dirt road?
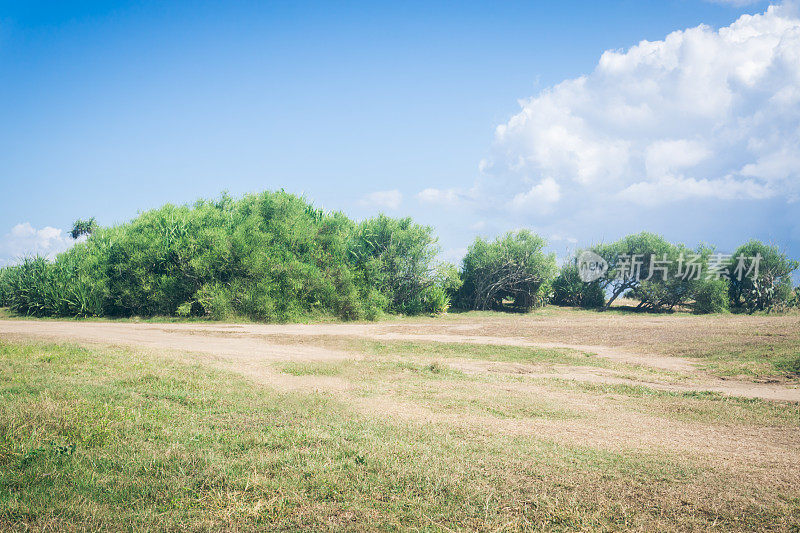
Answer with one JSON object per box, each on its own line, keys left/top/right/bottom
{"left": 3, "top": 315, "right": 799, "bottom": 494}
{"left": 1, "top": 318, "right": 798, "bottom": 402}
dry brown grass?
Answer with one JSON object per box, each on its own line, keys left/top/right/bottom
{"left": 377, "top": 308, "right": 800, "bottom": 380}
{"left": 1, "top": 310, "right": 799, "bottom": 530}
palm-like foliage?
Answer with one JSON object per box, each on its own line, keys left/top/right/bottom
{"left": 0, "top": 191, "right": 452, "bottom": 321}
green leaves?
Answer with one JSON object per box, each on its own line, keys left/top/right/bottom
{"left": 552, "top": 263, "right": 604, "bottom": 309}
{"left": 352, "top": 215, "right": 446, "bottom": 315}
{"left": 729, "top": 241, "right": 799, "bottom": 313}
{"left": 0, "top": 191, "right": 454, "bottom": 321}
{"left": 457, "top": 230, "right": 557, "bottom": 311}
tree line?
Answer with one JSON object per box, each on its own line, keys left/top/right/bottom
{"left": 0, "top": 191, "right": 797, "bottom": 320}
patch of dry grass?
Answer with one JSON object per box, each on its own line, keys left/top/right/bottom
{"left": 1, "top": 329, "right": 799, "bottom": 530}
{"left": 384, "top": 307, "right": 800, "bottom": 380}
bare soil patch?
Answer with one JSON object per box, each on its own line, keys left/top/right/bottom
{"left": 1, "top": 316, "right": 798, "bottom": 401}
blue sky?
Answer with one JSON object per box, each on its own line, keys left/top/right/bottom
{"left": 1, "top": 0, "right": 798, "bottom": 270}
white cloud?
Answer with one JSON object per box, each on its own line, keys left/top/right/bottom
{"left": 549, "top": 233, "right": 579, "bottom": 244}
{"left": 510, "top": 177, "right": 561, "bottom": 211}
{"left": 417, "top": 187, "right": 466, "bottom": 206}
{"left": 1, "top": 223, "right": 73, "bottom": 262}
{"left": 418, "top": 188, "right": 458, "bottom": 205}
{"left": 617, "top": 175, "right": 774, "bottom": 205}
{"left": 484, "top": 4, "right": 800, "bottom": 208}
{"left": 361, "top": 189, "right": 402, "bottom": 210}
{"left": 417, "top": 183, "right": 488, "bottom": 209}
{"left": 644, "top": 139, "right": 711, "bottom": 179}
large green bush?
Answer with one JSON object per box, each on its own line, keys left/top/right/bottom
{"left": 0, "top": 191, "right": 453, "bottom": 321}
{"left": 631, "top": 244, "right": 734, "bottom": 313}
{"left": 728, "top": 241, "right": 798, "bottom": 313}
{"left": 594, "top": 232, "right": 677, "bottom": 310}
{"left": 551, "top": 262, "right": 604, "bottom": 309}
{"left": 456, "top": 230, "right": 556, "bottom": 311}
{"left": 592, "top": 234, "right": 737, "bottom": 314}
{"left": 692, "top": 279, "right": 730, "bottom": 314}
{"left": 4, "top": 198, "right": 797, "bottom": 320}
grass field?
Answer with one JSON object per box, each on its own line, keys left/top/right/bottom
{"left": 1, "top": 308, "right": 799, "bottom": 531}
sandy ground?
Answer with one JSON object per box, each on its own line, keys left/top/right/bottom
{"left": 0, "top": 318, "right": 797, "bottom": 401}
{"left": 2, "top": 316, "right": 799, "bottom": 494}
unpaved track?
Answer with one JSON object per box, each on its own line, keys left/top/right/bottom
{"left": 0, "top": 319, "right": 798, "bottom": 402}
{"left": 0, "top": 320, "right": 356, "bottom": 363}
{"left": 3, "top": 318, "right": 800, "bottom": 490}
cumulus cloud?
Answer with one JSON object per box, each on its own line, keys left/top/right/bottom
{"left": 416, "top": 186, "right": 485, "bottom": 208}
{"left": 0, "top": 223, "right": 73, "bottom": 262}
{"left": 361, "top": 189, "right": 402, "bottom": 210}
{"left": 510, "top": 177, "right": 561, "bottom": 212}
{"left": 617, "top": 175, "right": 774, "bottom": 205}
{"left": 417, "top": 187, "right": 461, "bottom": 206}
{"left": 482, "top": 4, "right": 800, "bottom": 208}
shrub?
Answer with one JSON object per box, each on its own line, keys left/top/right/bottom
{"left": 728, "top": 241, "right": 798, "bottom": 313}
{"left": 0, "top": 267, "right": 11, "bottom": 306}
{"left": 594, "top": 232, "right": 678, "bottom": 310}
{"left": 692, "top": 279, "right": 730, "bottom": 314}
{"left": 0, "top": 254, "right": 104, "bottom": 317}
{"left": 456, "top": 230, "right": 557, "bottom": 311}
{"left": 593, "top": 235, "right": 734, "bottom": 314}
{"left": 0, "top": 191, "right": 453, "bottom": 321}
{"left": 351, "top": 215, "right": 447, "bottom": 315}
{"left": 551, "top": 262, "right": 604, "bottom": 309}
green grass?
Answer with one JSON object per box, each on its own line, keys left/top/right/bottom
{"left": 685, "top": 337, "right": 800, "bottom": 378}
{"left": 277, "top": 359, "right": 468, "bottom": 380}
{"left": 1, "top": 340, "right": 798, "bottom": 530}
{"left": 537, "top": 379, "right": 800, "bottom": 427}
{"left": 349, "top": 339, "right": 597, "bottom": 365}
{"left": 274, "top": 355, "right": 799, "bottom": 429}
{"left": 277, "top": 360, "right": 580, "bottom": 420}
{"left": 274, "top": 335, "right": 658, "bottom": 373}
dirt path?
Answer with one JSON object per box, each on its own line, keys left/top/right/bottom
{"left": 3, "top": 317, "right": 799, "bottom": 492}
{"left": 0, "top": 320, "right": 355, "bottom": 363}
{"left": 0, "top": 319, "right": 798, "bottom": 402}
{"left": 368, "top": 332, "right": 697, "bottom": 371}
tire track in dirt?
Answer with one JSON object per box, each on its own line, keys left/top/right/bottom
{"left": 2, "top": 318, "right": 799, "bottom": 490}
{"left": 0, "top": 319, "right": 798, "bottom": 402}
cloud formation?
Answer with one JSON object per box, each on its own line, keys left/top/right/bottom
{"left": 0, "top": 223, "right": 73, "bottom": 264}
{"left": 510, "top": 177, "right": 561, "bottom": 211}
{"left": 481, "top": 4, "right": 800, "bottom": 210}
{"left": 417, "top": 187, "right": 463, "bottom": 206}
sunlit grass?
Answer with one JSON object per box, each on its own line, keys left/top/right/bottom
{"left": 2, "top": 339, "right": 798, "bottom": 530}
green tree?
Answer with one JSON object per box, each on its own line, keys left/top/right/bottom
{"left": 692, "top": 278, "right": 730, "bottom": 314}
{"left": 70, "top": 218, "right": 97, "bottom": 239}
{"left": 594, "top": 235, "right": 733, "bottom": 314}
{"left": 593, "top": 232, "right": 675, "bottom": 310}
{"left": 456, "top": 230, "right": 557, "bottom": 311}
{"left": 352, "top": 215, "right": 443, "bottom": 314}
{"left": 1, "top": 191, "right": 455, "bottom": 321}
{"left": 551, "top": 261, "right": 604, "bottom": 309}
{"left": 631, "top": 243, "right": 732, "bottom": 313}
{"left": 728, "top": 241, "right": 798, "bottom": 312}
